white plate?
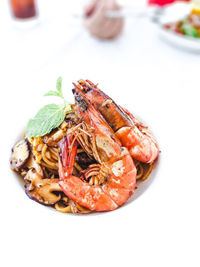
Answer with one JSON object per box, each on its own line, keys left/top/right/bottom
{"left": 157, "top": 25, "right": 200, "bottom": 52}
{"left": 156, "top": 2, "right": 200, "bottom": 52}
{"left": 10, "top": 115, "right": 160, "bottom": 215}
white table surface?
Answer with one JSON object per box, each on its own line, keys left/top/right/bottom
{"left": 0, "top": 1, "right": 200, "bottom": 267}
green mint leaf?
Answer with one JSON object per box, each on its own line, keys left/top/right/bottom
{"left": 26, "top": 104, "right": 66, "bottom": 137}
{"left": 44, "top": 77, "right": 64, "bottom": 99}
{"left": 44, "top": 91, "right": 61, "bottom": 97}
{"left": 56, "top": 77, "right": 63, "bottom": 97}
{"left": 181, "top": 23, "right": 198, "bottom": 38}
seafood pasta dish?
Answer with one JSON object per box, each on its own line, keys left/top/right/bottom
{"left": 10, "top": 78, "right": 159, "bottom": 214}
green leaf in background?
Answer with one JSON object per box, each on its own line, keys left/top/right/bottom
{"left": 181, "top": 23, "right": 198, "bottom": 38}
{"left": 26, "top": 104, "right": 66, "bottom": 137}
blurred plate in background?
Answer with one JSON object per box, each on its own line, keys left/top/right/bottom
{"left": 156, "top": 2, "right": 200, "bottom": 52}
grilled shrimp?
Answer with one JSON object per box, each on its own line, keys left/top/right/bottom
{"left": 72, "top": 80, "right": 159, "bottom": 163}
{"left": 58, "top": 96, "right": 136, "bottom": 211}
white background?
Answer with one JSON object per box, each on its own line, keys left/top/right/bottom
{"left": 0, "top": 1, "right": 200, "bottom": 267}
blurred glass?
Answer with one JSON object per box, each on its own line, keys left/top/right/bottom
{"left": 10, "top": 0, "right": 37, "bottom": 19}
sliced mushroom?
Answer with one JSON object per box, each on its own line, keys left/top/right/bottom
{"left": 25, "top": 179, "right": 62, "bottom": 206}
{"left": 42, "top": 129, "right": 64, "bottom": 147}
{"left": 10, "top": 139, "right": 30, "bottom": 172}
{"left": 25, "top": 154, "right": 36, "bottom": 169}
{"left": 24, "top": 163, "right": 62, "bottom": 205}
{"left": 42, "top": 136, "right": 58, "bottom": 147}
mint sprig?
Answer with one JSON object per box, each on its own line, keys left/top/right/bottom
{"left": 44, "top": 76, "right": 71, "bottom": 108}
{"left": 26, "top": 104, "right": 66, "bottom": 138}
{"left": 44, "top": 77, "right": 64, "bottom": 99}
{"left": 26, "top": 77, "right": 71, "bottom": 138}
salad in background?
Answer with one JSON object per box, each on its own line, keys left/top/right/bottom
{"left": 164, "top": 0, "right": 200, "bottom": 38}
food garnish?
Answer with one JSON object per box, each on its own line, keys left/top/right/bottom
{"left": 26, "top": 77, "right": 71, "bottom": 138}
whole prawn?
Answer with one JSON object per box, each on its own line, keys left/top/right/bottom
{"left": 58, "top": 95, "right": 136, "bottom": 211}
{"left": 73, "top": 80, "right": 159, "bottom": 164}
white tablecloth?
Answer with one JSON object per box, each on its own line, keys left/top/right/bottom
{"left": 0, "top": 1, "right": 200, "bottom": 267}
